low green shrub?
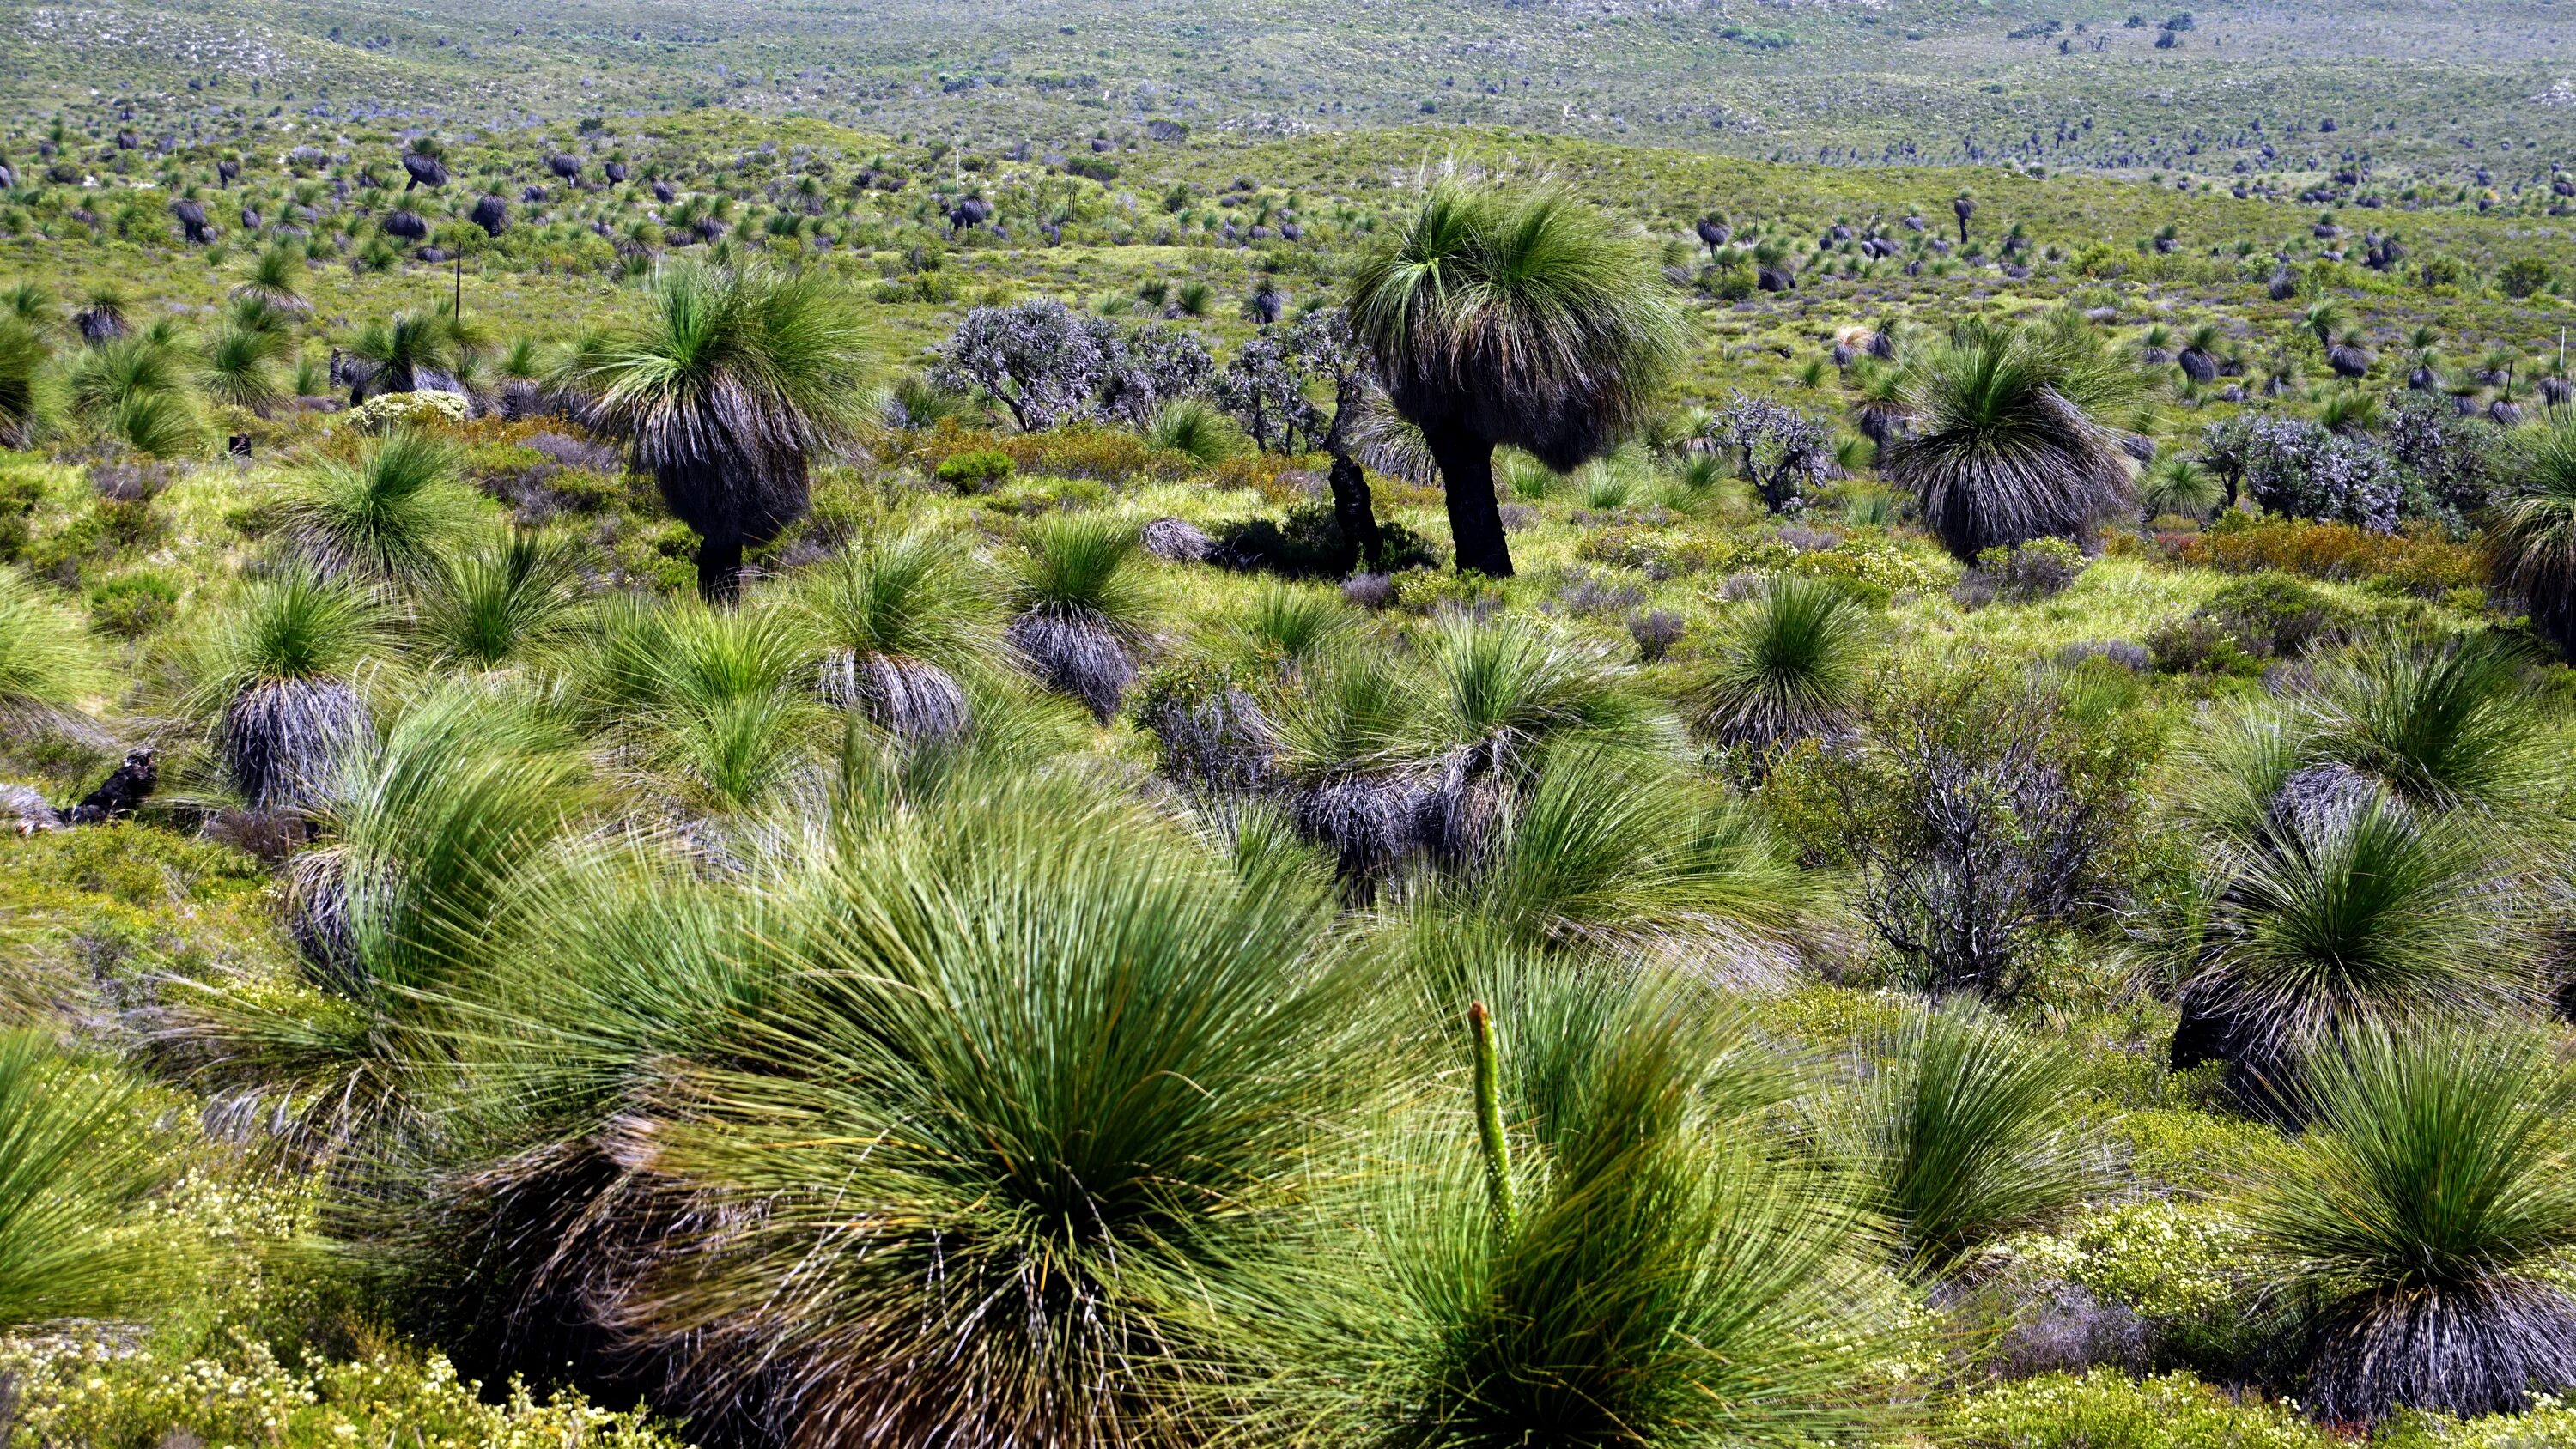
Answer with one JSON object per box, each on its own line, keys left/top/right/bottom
{"left": 345, "top": 390, "right": 469, "bottom": 432}
{"left": 1793, "top": 535, "right": 1951, "bottom": 603}
{"left": 1958, "top": 538, "right": 2088, "bottom": 608}
{"left": 935, "top": 447, "right": 1014, "bottom": 493}
{"left": 2147, "top": 573, "right": 2356, "bottom": 673}
{"left": 2007, "top": 1201, "right": 2253, "bottom": 1323}
{"left": 88, "top": 571, "right": 179, "bottom": 638}
{"left": 1943, "top": 1370, "right": 2329, "bottom": 1449}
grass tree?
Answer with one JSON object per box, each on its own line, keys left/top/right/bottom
{"left": 568, "top": 769, "right": 1382, "bottom": 1449}
{"left": 0, "top": 313, "right": 46, "bottom": 448}
{"left": 1321, "top": 964, "right": 1892, "bottom": 1449}
{"left": 280, "top": 428, "right": 483, "bottom": 583}
{"left": 557, "top": 261, "right": 870, "bottom": 602}
{"left": 793, "top": 528, "right": 996, "bottom": 745}
{"left": 1424, "top": 741, "right": 1815, "bottom": 978}
{"left": 2293, "top": 633, "right": 2542, "bottom": 814}
{"left": 70, "top": 287, "right": 127, "bottom": 344}
{"left": 173, "top": 682, "right": 592, "bottom": 1155}
{"left": 1345, "top": 185, "right": 1689, "bottom": 578}
{"left": 1404, "top": 610, "right": 1657, "bottom": 864}
{"left": 1881, "top": 321, "right": 2140, "bottom": 561}
{"left": 586, "top": 595, "right": 827, "bottom": 813}
{"left": 1005, "top": 512, "right": 1156, "bottom": 722}
{"left": 234, "top": 242, "right": 310, "bottom": 315}
{"left": 2139, "top": 457, "right": 2225, "bottom": 521}
{"left": 1143, "top": 397, "right": 1242, "bottom": 464}
{"left": 0, "top": 565, "right": 105, "bottom": 736}
{"left": 417, "top": 530, "right": 588, "bottom": 669}
{"left": 1407, "top": 608, "right": 1650, "bottom": 769}
{"left": 344, "top": 311, "right": 459, "bottom": 401}
{"left": 189, "top": 568, "right": 385, "bottom": 813}
{"left": 1841, "top": 1001, "right": 2097, "bottom": 1274}
{"left": 2245, "top": 1027, "right": 2576, "bottom": 1422}
{"left": 67, "top": 336, "right": 185, "bottom": 418}
{"left": 1686, "top": 573, "right": 1868, "bottom": 761}
{"left": 283, "top": 682, "right": 591, "bottom": 1000}
{"left": 203, "top": 319, "right": 289, "bottom": 413}
{"left": 2486, "top": 421, "right": 2576, "bottom": 662}
{"left": 2177, "top": 796, "right": 2533, "bottom": 1118}
{"left": 0, "top": 1031, "right": 181, "bottom": 1329}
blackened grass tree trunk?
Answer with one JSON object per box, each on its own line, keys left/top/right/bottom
{"left": 1343, "top": 185, "right": 1690, "bottom": 579}
{"left": 1420, "top": 418, "right": 1512, "bottom": 578}
{"left": 1321, "top": 368, "right": 1384, "bottom": 573}
{"left": 1211, "top": 305, "right": 1386, "bottom": 573}
{"left": 559, "top": 261, "right": 872, "bottom": 603}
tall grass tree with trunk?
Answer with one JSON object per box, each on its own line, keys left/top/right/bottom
{"left": 1345, "top": 186, "right": 1689, "bottom": 578}
{"left": 558, "top": 261, "right": 870, "bottom": 602}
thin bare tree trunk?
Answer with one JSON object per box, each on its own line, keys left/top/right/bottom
{"left": 1320, "top": 373, "right": 1382, "bottom": 573}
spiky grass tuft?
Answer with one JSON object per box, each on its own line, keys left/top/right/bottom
{"left": 283, "top": 428, "right": 483, "bottom": 583}
{"left": 1422, "top": 741, "right": 1814, "bottom": 975}
{"left": 0, "top": 1031, "right": 182, "bottom": 1330}
{"left": 2489, "top": 421, "right": 2576, "bottom": 662}
{"left": 795, "top": 529, "right": 994, "bottom": 743}
{"left": 2293, "top": 633, "right": 2542, "bottom": 815}
{"left": 0, "top": 565, "right": 106, "bottom": 734}
{"left": 418, "top": 530, "right": 588, "bottom": 669}
{"left": 586, "top": 595, "right": 827, "bottom": 812}
{"left": 1315, "top": 962, "right": 1890, "bottom": 1449}
{"left": 569, "top": 769, "right": 1381, "bottom": 1449}
{"left": 1005, "top": 513, "right": 1154, "bottom": 721}
{"left": 1841, "top": 1001, "right": 2098, "bottom": 1274}
{"left": 2184, "top": 795, "right": 2534, "bottom": 1115}
{"left": 0, "top": 313, "right": 49, "bottom": 449}
{"left": 1686, "top": 573, "right": 1868, "bottom": 758}
{"left": 1144, "top": 397, "right": 1243, "bottom": 464}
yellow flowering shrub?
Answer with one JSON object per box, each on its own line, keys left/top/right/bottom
{"left": 1943, "top": 1370, "right": 2329, "bottom": 1449}
{"left": 1789, "top": 534, "right": 1952, "bottom": 598}
{"left": 2004, "top": 1200, "right": 2251, "bottom": 1321}
{"left": 0, "top": 1337, "right": 690, "bottom": 1449}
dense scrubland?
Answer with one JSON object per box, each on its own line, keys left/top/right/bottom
{"left": 10, "top": 3, "right": 2576, "bottom": 1447}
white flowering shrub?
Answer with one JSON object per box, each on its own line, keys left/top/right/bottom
{"left": 346, "top": 390, "right": 470, "bottom": 433}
